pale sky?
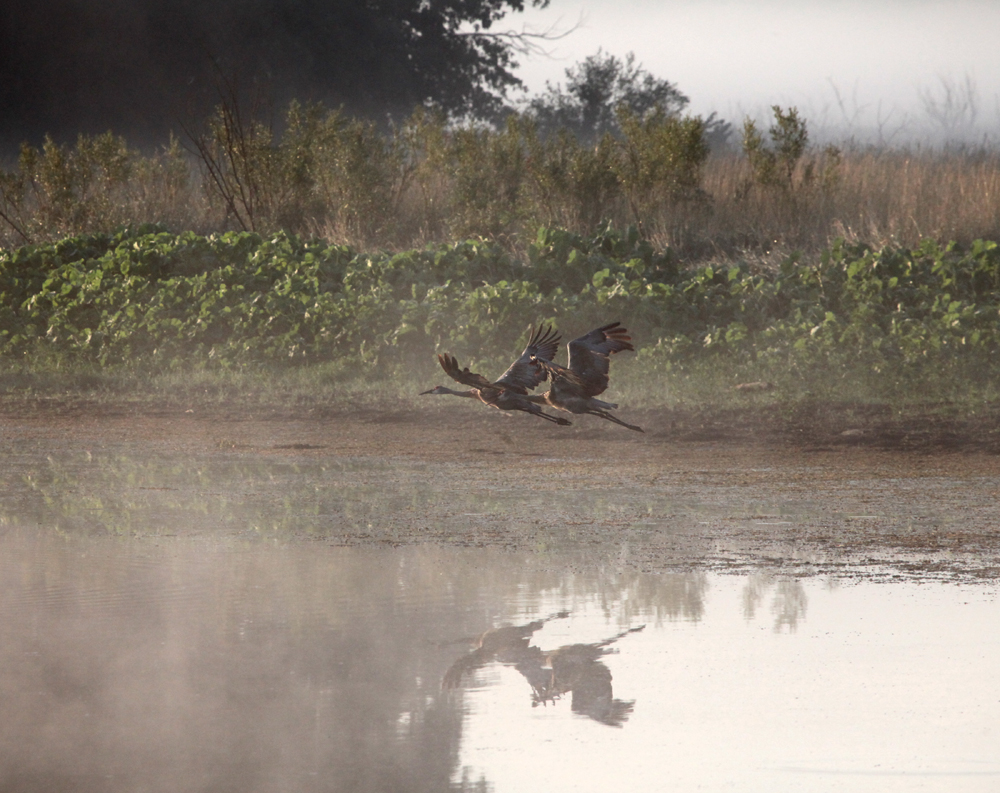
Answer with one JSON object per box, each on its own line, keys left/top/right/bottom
{"left": 512, "top": 0, "right": 1000, "bottom": 143}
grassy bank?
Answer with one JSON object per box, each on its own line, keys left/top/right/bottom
{"left": 1, "top": 225, "right": 999, "bottom": 420}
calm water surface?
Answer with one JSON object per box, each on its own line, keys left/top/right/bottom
{"left": 1, "top": 445, "right": 998, "bottom": 792}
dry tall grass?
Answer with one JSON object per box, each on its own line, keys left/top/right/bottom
{"left": 689, "top": 148, "right": 1000, "bottom": 259}
{"left": 3, "top": 114, "right": 999, "bottom": 262}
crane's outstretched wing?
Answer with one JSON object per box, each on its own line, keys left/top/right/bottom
{"left": 494, "top": 324, "right": 561, "bottom": 394}
{"left": 442, "top": 647, "right": 492, "bottom": 689}
{"left": 566, "top": 322, "right": 634, "bottom": 397}
{"left": 437, "top": 354, "right": 493, "bottom": 390}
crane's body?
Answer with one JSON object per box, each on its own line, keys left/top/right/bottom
{"left": 532, "top": 322, "right": 643, "bottom": 432}
{"left": 442, "top": 611, "right": 570, "bottom": 690}
{"left": 420, "top": 325, "right": 571, "bottom": 425}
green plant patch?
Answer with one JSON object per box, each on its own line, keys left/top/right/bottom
{"left": 2, "top": 226, "right": 999, "bottom": 408}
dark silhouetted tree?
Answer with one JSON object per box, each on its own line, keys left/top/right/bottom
{"left": 0, "top": 0, "right": 548, "bottom": 150}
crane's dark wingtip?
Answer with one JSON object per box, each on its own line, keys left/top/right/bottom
{"left": 525, "top": 323, "right": 560, "bottom": 363}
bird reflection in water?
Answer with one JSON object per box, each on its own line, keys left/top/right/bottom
{"left": 444, "top": 614, "right": 644, "bottom": 727}
{"left": 442, "top": 611, "right": 570, "bottom": 690}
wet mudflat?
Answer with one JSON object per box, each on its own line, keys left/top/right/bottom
{"left": 1, "top": 407, "right": 999, "bottom": 791}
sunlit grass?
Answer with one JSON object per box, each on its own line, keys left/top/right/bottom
{"left": 3, "top": 112, "right": 999, "bottom": 259}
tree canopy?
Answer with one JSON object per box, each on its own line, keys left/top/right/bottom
{"left": 0, "top": 0, "right": 547, "bottom": 149}
{"left": 524, "top": 50, "right": 731, "bottom": 147}
{"left": 525, "top": 51, "right": 689, "bottom": 140}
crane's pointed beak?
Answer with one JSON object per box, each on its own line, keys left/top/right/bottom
{"left": 418, "top": 388, "right": 437, "bottom": 395}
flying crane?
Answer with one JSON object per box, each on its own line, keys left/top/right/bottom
{"left": 531, "top": 322, "right": 643, "bottom": 432}
{"left": 420, "top": 324, "right": 571, "bottom": 425}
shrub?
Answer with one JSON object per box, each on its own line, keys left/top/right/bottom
{"left": 3, "top": 226, "right": 1000, "bottom": 407}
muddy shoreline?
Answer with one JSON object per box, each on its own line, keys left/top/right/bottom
{"left": 4, "top": 395, "right": 1000, "bottom": 453}
{"left": 3, "top": 399, "right": 1000, "bottom": 583}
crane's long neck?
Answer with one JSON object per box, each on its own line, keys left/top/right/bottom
{"left": 442, "top": 387, "right": 479, "bottom": 398}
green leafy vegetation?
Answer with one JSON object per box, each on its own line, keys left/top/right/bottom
{"left": 2, "top": 225, "right": 999, "bottom": 408}
{"left": 3, "top": 45, "right": 999, "bottom": 414}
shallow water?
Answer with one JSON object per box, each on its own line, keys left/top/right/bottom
{"left": 1, "top": 439, "right": 999, "bottom": 791}
{"left": 454, "top": 577, "right": 1000, "bottom": 792}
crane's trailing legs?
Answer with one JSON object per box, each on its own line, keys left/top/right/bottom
{"left": 584, "top": 406, "right": 644, "bottom": 433}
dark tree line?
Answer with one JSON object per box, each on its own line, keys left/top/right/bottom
{"left": 0, "top": 0, "right": 546, "bottom": 149}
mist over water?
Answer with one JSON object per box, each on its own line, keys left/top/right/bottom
{"left": 0, "top": 531, "right": 465, "bottom": 792}
{"left": 1, "top": 435, "right": 999, "bottom": 791}
{"left": 2, "top": 528, "right": 997, "bottom": 792}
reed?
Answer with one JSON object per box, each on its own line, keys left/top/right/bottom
{"left": 693, "top": 147, "right": 1000, "bottom": 258}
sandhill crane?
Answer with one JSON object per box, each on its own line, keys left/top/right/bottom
{"left": 530, "top": 322, "right": 644, "bottom": 432}
{"left": 442, "top": 611, "right": 570, "bottom": 690}
{"left": 444, "top": 616, "right": 644, "bottom": 727}
{"left": 420, "top": 325, "right": 571, "bottom": 425}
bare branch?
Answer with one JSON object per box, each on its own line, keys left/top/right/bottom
{"left": 918, "top": 73, "right": 979, "bottom": 135}
{"left": 826, "top": 78, "right": 869, "bottom": 131}
{"left": 0, "top": 176, "right": 32, "bottom": 244}
{"left": 457, "top": 14, "right": 582, "bottom": 58}
{"left": 0, "top": 204, "right": 31, "bottom": 244}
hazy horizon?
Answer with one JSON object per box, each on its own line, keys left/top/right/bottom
{"left": 513, "top": 0, "right": 1000, "bottom": 143}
